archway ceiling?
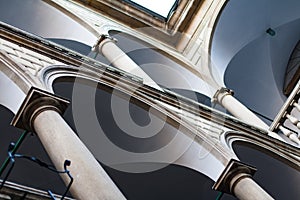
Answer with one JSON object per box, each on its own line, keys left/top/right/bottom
{"left": 0, "top": 0, "right": 96, "bottom": 46}
{"left": 211, "top": 0, "right": 300, "bottom": 120}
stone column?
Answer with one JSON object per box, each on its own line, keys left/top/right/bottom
{"left": 213, "top": 87, "right": 268, "bottom": 129}
{"left": 12, "top": 87, "right": 126, "bottom": 200}
{"left": 93, "top": 34, "right": 163, "bottom": 91}
{"left": 213, "top": 87, "right": 284, "bottom": 140}
{"left": 230, "top": 173, "right": 273, "bottom": 200}
{"left": 213, "top": 159, "right": 274, "bottom": 200}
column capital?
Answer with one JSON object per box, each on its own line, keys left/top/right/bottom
{"left": 212, "top": 87, "right": 234, "bottom": 103}
{"left": 212, "top": 159, "right": 257, "bottom": 194}
{"left": 11, "top": 87, "right": 70, "bottom": 132}
{"left": 92, "top": 34, "right": 118, "bottom": 52}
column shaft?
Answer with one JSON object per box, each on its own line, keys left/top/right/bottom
{"left": 98, "top": 38, "right": 163, "bottom": 91}
{"left": 216, "top": 90, "right": 285, "bottom": 140}
{"left": 231, "top": 174, "right": 274, "bottom": 200}
{"left": 33, "top": 110, "right": 126, "bottom": 200}
{"left": 220, "top": 94, "right": 268, "bottom": 129}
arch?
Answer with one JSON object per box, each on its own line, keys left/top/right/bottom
{"left": 222, "top": 131, "right": 300, "bottom": 171}
{"left": 210, "top": 0, "right": 300, "bottom": 122}
{"left": 0, "top": 52, "right": 42, "bottom": 113}
{"left": 39, "top": 64, "right": 236, "bottom": 180}
{"left": 232, "top": 142, "right": 300, "bottom": 199}
{"left": 211, "top": 0, "right": 300, "bottom": 83}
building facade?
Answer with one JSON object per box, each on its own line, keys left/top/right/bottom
{"left": 0, "top": 0, "right": 299, "bottom": 199}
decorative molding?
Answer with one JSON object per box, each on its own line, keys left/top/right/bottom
{"left": 222, "top": 131, "right": 300, "bottom": 170}
{"left": 213, "top": 159, "right": 257, "bottom": 194}
{"left": 11, "top": 87, "right": 70, "bottom": 131}
{"left": 212, "top": 87, "right": 234, "bottom": 103}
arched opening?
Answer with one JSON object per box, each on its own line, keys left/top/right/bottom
{"left": 52, "top": 78, "right": 230, "bottom": 200}
{"left": 211, "top": 0, "right": 300, "bottom": 123}
{"left": 232, "top": 142, "right": 300, "bottom": 199}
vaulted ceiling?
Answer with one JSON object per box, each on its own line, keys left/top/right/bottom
{"left": 211, "top": 0, "right": 300, "bottom": 121}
